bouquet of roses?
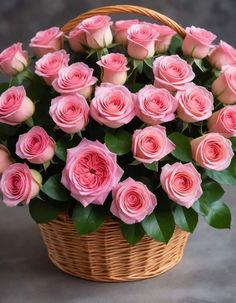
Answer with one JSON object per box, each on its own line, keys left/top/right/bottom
{"left": 0, "top": 14, "right": 236, "bottom": 244}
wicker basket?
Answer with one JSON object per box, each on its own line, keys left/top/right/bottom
{"left": 39, "top": 5, "right": 189, "bottom": 282}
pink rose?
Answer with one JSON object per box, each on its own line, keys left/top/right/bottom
{"left": 0, "top": 163, "right": 42, "bottom": 207}
{"left": 132, "top": 125, "right": 175, "bottom": 164}
{"left": 191, "top": 133, "right": 234, "bottom": 171}
{"left": 49, "top": 94, "right": 89, "bottom": 134}
{"left": 29, "top": 27, "right": 64, "bottom": 57}
{"left": 0, "top": 145, "right": 14, "bottom": 174}
{"left": 127, "top": 23, "right": 159, "bottom": 60}
{"left": 79, "top": 15, "right": 113, "bottom": 49}
{"left": 61, "top": 138, "right": 123, "bottom": 207}
{"left": 208, "top": 41, "right": 236, "bottom": 70}
{"left": 136, "top": 85, "right": 178, "bottom": 125}
{"left": 212, "top": 65, "right": 236, "bottom": 104}
{"left": 110, "top": 177, "right": 157, "bottom": 224}
{"left": 160, "top": 162, "right": 202, "bottom": 208}
{"left": 16, "top": 126, "right": 55, "bottom": 164}
{"left": 114, "top": 19, "right": 139, "bottom": 45}
{"left": 35, "top": 50, "right": 69, "bottom": 85}
{"left": 153, "top": 55, "right": 195, "bottom": 91}
{"left": 182, "top": 26, "right": 216, "bottom": 59}
{"left": 0, "top": 43, "right": 28, "bottom": 76}
{"left": 208, "top": 106, "right": 236, "bottom": 137}
{"left": 66, "top": 26, "right": 86, "bottom": 52}
{"left": 0, "top": 86, "right": 35, "bottom": 126}
{"left": 52, "top": 62, "right": 97, "bottom": 98}
{"left": 176, "top": 83, "right": 214, "bottom": 122}
{"left": 90, "top": 83, "right": 136, "bottom": 128}
{"left": 97, "top": 53, "right": 129, "bottom": 85}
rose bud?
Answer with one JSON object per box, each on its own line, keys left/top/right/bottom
{"left": 114, "top": 19, "right": 139, "bottom": 45}
{"left": 29, "top": 27, "right": 64, "bottom": 57}
{"left": 191, "top": 133, "right": 234, "bottom": 171}
{"left": 208, "top": 41, "right": 236, "bottom": 70}
{"left": 16, "top": 126, "right": 55, "bottom": 164}
{"left": 0, "top": 163, "right": 42, "bottom": 207}
{"left": 160, "top": 162, "right": 202, "bottom": 208}
{"left": 0, "top": 145, "right": 14, "bottom": 174}
{"left": 97, "top": 53, "right": 129, "bottom": 85}
{"left": 0, "top": 86, "right": 35, "bottom": 126}
{"left": 66, "top": 25, "right": 86, "bottom": 52}
{"left": 182, "top": 26, "right": 216, "bottom": 59}
{"left": 0, "top": 43, "right": 28, "bottom": 76}
{"left": 110, "top": 178, "right": 157, "bottom": 224}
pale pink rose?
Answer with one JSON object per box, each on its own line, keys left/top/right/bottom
{"left": 0, "top": 43, "right": 28, "bottom": 75}
{"left": 97, "top": 53, "right": 129, "bottom": 85}
{"left": 66, "top": 25, "right": 86, "bottom": 52}
{"left": 208, "top": 106, "right": 236, "bottom": 137}
{"left": 127, "top": 23, "right": 159, "bottom": 60}
{"left": 212, "top": 65, "right": 236, "bottom": 104}
{"left": 35, "top": 50, "right": 69, "bottom": 85}
{"left": 191, "top": 133, "right": 234, "bottom": 171}
{"left": 90, "top": 83, "right": 136, "bottom": 128}
{"left": 0, "top": 86, "right": 35, "bottom": 126}
{"left": 153, "top": 55, "right": 195, "bottom": 91}
{"left": 110, "top": 177, "right": 157, "bottom": 224}
{"left": 52, "top": 62, "right": 97, "bottom": 98}
{"left": 79, "top": 15, "right": 113, "bottom": 49}
{"left": 61, "top": 138, "right": 124, "bottom": 207}
{"left": 176, "top": 83, "right": 214, "bottom": 122}
{"left": 208, "top": 41, "right": 236, "bottom": 70}
{"left": 0, "top": 145, "right": 14, "bottom": 174}
{"left": 160, "top": 162, "right": 202, "bottom": 208}
{"left": 29, "top": 27, "right": 64, "bottom": 57}
{"left": 136, "top": 85, "right": 178, "bottom": 125}
{"left": 182, "top": 26, "right": 216, "bottom": 59}
{"left": 114, "top": 19, "right": 140, "bottom": 45}
{"left": 132, "top": 125, "right": 175, "bottom": 164}
{"left": 16, "top": 126, "right": 55, "bottom": 164}
{"left": 0, "top": 163, "right": 42, "bottom": 207}
{"left": 49, "top": 94, "right": 89, "bottom": 134}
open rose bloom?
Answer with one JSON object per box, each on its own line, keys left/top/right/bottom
{"left": 0, "top": 12, "right": 235, "bottom": 245}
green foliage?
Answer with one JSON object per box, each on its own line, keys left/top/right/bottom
{"left": 172, "top": 205, "right": 198, "bottom": 232}
{"left": 119, "top": 222, "right": 145, "bottom": 245}
{"left": 168, "top": 132, "right": 192, "bottom": 162}
{"left": 41, "top": 174, "right": 71, "bottom": 201}
{"left": 206, "top": 157, "right": 236, "bottom": 185}
{"left": 105, "top": 129, "right": 132, "bottom": 155}
{"left": 144, "top": 162, "right": 159, "bottom": 172}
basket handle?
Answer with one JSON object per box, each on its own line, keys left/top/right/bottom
{"left": 61, "top": 5, "right": 186, "bottom": 38}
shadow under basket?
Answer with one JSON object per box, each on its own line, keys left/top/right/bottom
{"left": 39, "top": 215, "right": 189, "bottom": 282}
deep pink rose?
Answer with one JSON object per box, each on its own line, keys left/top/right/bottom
{"left": 176, "top": 83, "right": 214, "bottom": 122}
{"left": 16, "top": 126, "right": 55, "bottom": 164}
{"left": 212, "top": 65, "right": 236, "bottom": 104}
{"left": 110, "top": 177, "right": 157, "bottom": 224}
{"left": 0, "top": 163, "right": 42, "bottom": 207}
{"left": 0, "top": 86, "right": 35, "bottom": 126}
{"left": 127, "top": 23, "right": 159, "bottom": 60}
{"left": 29, "top": 27, "right": 64, "bottom": 57}
{"left": 0, "top": 43, "right": 28, "bottom": 76}
{"left": 114, "top": 19, "right": 139, "bottom": 45}
{"left": 90, "top": 83, "right": 136, "bottom": 128}
{"left": 61, "top": 138, "right": 124, "bottom": 207}
{"left": 160, "top": 162, "right": 202, "bottom": 208}
{"left": 191, "top": 133, "right": 234, "bottom": 171}
{"left": 97, "top": 53, "right": 129, "bottom": 85}
{"left": 66, "top": 25, "right": 86, "bottom": 52}
{"left": 208, "top": 106, "right": 236, "bottom": 137}
{"left": 153, "top": 55, "right": 195, "bottom": 91}
{"left": 0, "top": 145, "right": 14, "bottom": 174}
{"left": 79, "top": 15, "right": 113, "bottom": 49}
{"left": 52, "top": 62, "right": 97, "bottom": 98}
{"left": 49, "top": 94, "right": 89, "bottom": 134}
{"left": 208, "top": 41, "right": 236, "bottom": 70}
{"left": 136, "top": 85, "right": 178, "bottom": 125}
{"left": 182, "top": 26, "right": 216, "bottom": 59}
{"left": 35, "top": 50, "right": 69, "bottom": 85}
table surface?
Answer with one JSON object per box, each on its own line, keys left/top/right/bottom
{"left": 0, "top": 186, "right": 236, "bottom": 303}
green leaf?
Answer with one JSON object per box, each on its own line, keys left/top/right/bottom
{"left": 105, "top": 130, "right": 132, "bottom": 155}
{"left": 230, "top": 137, "right": 236, "bottom": 151}
{"left": 119, "top": 222, "right": 145, "bottom": 244}
{"left": 41, "top": 174, "right": 71, "bottom": 201}
{"left": 172, "top": 205, "right": 198, "bottom": 232}
{"left": 130, "top": 159, "right": 141, "bottom": 166}
{"left": 72, "top": 203, "right": 106, "bottom": 235}
{"left": 192, "top": 200, "right": 209, "bottom": 216}
{"left": 168, "top": 35, "right": 183, "bottom": 54}
{"left": 204, "top": 200, "right": 231, "bottom": 229}
{"left": 144, "top": 161, "right": 158, "bottom": 172}
{"left": 133, "top": 59, "right": 143, "bottom": 73}
{"left": 194, "top": 59, "right": 208, "bottom": 72}
{"left": 168, "top": 132, "right": 192, "bottom": 162}
{"left": 206, "top": 157, "right": 236, "bottom": 185}
{"left": 56, "top": 140, "right": 67, "bottom": 161}
{"left": 144, "top": 58, "right": 153, "bottom": 68}
{"left": 141, "top": 210, "right": 175, "bottom": 243}
{"left": 199, "top": 181, "right": 224, "bottom": 204}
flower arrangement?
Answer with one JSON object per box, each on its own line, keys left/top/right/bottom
{"left": 0, "top": 12, "right": 236, "bottom": 246}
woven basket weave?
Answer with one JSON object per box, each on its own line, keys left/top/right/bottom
{"left": 39, "top": 5, "right": 189, "bottom": 282}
